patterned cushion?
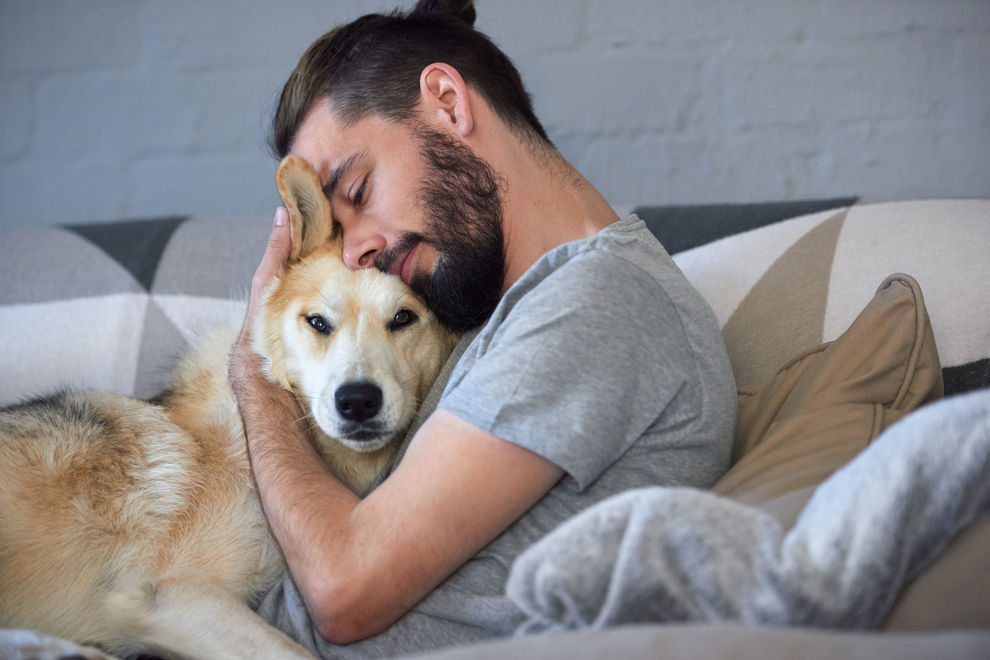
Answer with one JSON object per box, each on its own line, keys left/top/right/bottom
{"left": 645, "top": 198, "right": 990, "bottom": 396}
{"left": 0, "top": 215, "right": 271, "bottom": 404}
{"left": 648, "top": 198, "right": 990, "bottom": 631}
{"left": 711, "top": 274, "right": 943, "bottom": 506}
{"left": 2, "top": 199, "right": 987, "bottom": 408}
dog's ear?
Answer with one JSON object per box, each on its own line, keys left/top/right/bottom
{"left": 276, "top": 156, "right": 340, "bottom": 261}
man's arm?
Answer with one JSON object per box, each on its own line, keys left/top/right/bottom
{"left": 230, "top": 212, "right": 563, "bottom": 644}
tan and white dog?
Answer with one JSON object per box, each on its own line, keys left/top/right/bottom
{"left": 0, "top": 156, "right": 457, "bottom": 659}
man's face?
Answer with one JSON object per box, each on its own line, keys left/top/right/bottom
{"left": 291, "top": 103, "right": 505, "bottom": 332}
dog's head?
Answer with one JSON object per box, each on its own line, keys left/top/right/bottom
{"left": 253, "top": 156, "right": 457, "bottom": 458}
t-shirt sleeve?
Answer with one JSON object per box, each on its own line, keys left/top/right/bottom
{"left": 438, "top": 251, "right": 700, "bottom": 490}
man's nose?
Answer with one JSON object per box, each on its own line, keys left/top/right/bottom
{"left": 342, "top": 232, "right": 386, "bottom": 270}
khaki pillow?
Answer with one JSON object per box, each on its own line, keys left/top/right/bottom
{"left": 711, "top": 273, "right": 943, "bottom": 508}
{"left": 709, "top": 273, "right": 990, "bottom": 632}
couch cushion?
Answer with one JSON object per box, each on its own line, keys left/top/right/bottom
{"left": 634, "top": 196, "right": 859, "bottom": 255}
{"left": 660, "top": 201, "right": 990, "bottom": 612}
{"left": 404, "top": 624, "right": 990, "bottom": 660}
{"left": 0, "top": 215, "right": 269, "bottom": 404}
{"left": 666, "top": 198, "right": 990, "bottom": 396}
{"left": 710, "top": 274, "right": 943, "bottom": 506}
{"left": 882, "top": 513, "right": 990, "bottom": 631}
{"left": 706, "top": 272, "right": 987, "bottom": 632}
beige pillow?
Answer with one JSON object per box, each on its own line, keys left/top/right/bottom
{"left": 709, "top": 273, "right": 990, "bottom": 632}
{"left": 711, "top": 273, "right": 943, "bottom": 507}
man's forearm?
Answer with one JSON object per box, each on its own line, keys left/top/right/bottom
{"left": 230, "top": 349, "right": 362, "bottom": 632}
{"left": 227, "top": 212, "right": 391, "bottom": 642}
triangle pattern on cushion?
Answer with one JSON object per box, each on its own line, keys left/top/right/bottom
{"left": 673, "top": 208, "right": 846, "bottom": 329}
{"left": 66, "top": 216, "right": 188, "bottom": 292}
{"left": 132, "top": 298, "right": 189, "bottom": 400}
{"left": 825, "top": 199, "right": 990, "bottom": 370}
{"left": 0, "top": 294, "right": 149, "bottom": 404}
{"left": 636, "top": 197, "right": 858, "bottom": 255}
{"left": 152, "top": 294, "right": 247, "bottom": 346}
{"left": 152, "top": 216, "right": 270, "bottom": 298}
{"left": 0, "top": 225, "right": 145, "bottom": 304}
{"left": 713, "top": 274, "right": 943, "bottom": 509}
{"left": 721, "top": 210, "right": 847, "bottom": 387}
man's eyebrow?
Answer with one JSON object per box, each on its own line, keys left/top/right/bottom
{"left": 322, "top": 151, "right": 367, "bottom": 200}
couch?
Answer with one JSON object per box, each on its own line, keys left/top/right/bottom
{"left": 1, "top": 197, "right": 988, "bottom": 658}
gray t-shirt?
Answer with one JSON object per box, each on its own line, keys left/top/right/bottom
{"left": 257, "top": 214, "right": 737, "bottom": 658}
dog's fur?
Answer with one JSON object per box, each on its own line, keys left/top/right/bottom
{"left": 0, "top": 157, "right": 457, "bottom": 659}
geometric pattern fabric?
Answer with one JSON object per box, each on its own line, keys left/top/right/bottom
{"left": 661, "top": 198, "right": 990, "bottom": 395}
{"left": 0, "top": 215, "right": 269, "bottom": 402}
{"left": 66, "top": 216, "right": 186, "bottom": 292}
{"left": 2, "top": 200, "right": 988, "bottom": 405}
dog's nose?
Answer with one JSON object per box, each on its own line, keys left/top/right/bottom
{"left": 334, "top": 382, "right": 383, "bottom": 423}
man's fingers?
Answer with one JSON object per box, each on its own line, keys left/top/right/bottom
{"left": 252, "top": 206, "right": 292, "bottom": 293}
{"left": 239, "top": 207, "right": 292, "bottom": 347}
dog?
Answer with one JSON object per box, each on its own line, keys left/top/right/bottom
{"left": 0, "top": 156, "right": 457, "bottom": 659}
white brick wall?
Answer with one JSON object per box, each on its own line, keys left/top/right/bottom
{"left": 1, "top": 0, "right": 988, "bottom": 227}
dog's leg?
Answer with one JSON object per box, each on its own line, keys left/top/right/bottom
{"left": 0, "top": 629, "right": 117, "bottom": 660}
{"left": 105, "top": 582, "right": 314, "bottom": 660}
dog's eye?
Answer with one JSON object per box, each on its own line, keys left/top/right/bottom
{"left": 307, "top": 314, "right": 333, "bottom": 335}
{"left": 389, "top": 309, "right": 418, "bottom": 332}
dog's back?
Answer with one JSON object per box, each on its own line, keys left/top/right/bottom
{"left": 0, "top": 384, "right": 294, "bottom": 658}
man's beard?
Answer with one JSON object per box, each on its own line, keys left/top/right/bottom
{"left": 374, "top": 124, "right": 506, "bottom": 333}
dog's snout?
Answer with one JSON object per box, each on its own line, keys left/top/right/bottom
{"left": 334, "top": 382, "right": 383, "bottom": 423}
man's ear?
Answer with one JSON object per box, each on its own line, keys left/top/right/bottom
{"left": 275, "top": 156, "right": 339, "bottom": 261}
{"left": 420, "top": 62, "right": 474, "bottom": 137}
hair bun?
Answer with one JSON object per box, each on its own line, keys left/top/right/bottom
{"left": 411, "top": 0, "right": 477, "bottom": 27}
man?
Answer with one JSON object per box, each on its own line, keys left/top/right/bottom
{"left": 229, "top": 2, "right": 737, "bottom": 657}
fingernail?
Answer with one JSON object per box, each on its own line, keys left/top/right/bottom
{"left": 274, "top": 207, "right": 288, "bottom": 227}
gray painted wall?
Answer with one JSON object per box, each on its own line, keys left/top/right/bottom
{"left": 2, "top": 0, "right": 988, "bottom": 227}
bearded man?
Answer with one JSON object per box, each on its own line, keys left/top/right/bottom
{"left": 228, "top": 2, "right": 737, "bottom": 657}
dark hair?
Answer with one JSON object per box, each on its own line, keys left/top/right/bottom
{"left": 269, "top": 0, "right": 550, "bottom": 158}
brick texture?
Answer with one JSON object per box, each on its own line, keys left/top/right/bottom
{"left": 1, "top": 0, "right": 987, "bottom": 227}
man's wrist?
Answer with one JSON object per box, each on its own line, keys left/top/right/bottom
{"left": 229, "top": 337, "right": 296, "bottom": 430}
{"left": 228, "top": 337, "right": 261, "bottom": 395}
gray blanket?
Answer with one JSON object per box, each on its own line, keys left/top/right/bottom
{"left": 507, "top": 388, "right": 990, "bottom": 633}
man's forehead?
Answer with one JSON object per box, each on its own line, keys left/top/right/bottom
{"left": 291, "top": 108, "right": 384, "bottom": 178}
{"left": 289, "top": 103, "right": 348, "bottom": 167}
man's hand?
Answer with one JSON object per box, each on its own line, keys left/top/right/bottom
{"left": 229, "top": 207, "right": 292, "bottom": 386}
{"left": 227, "top": 204, "right": 303, "bottom": 475}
